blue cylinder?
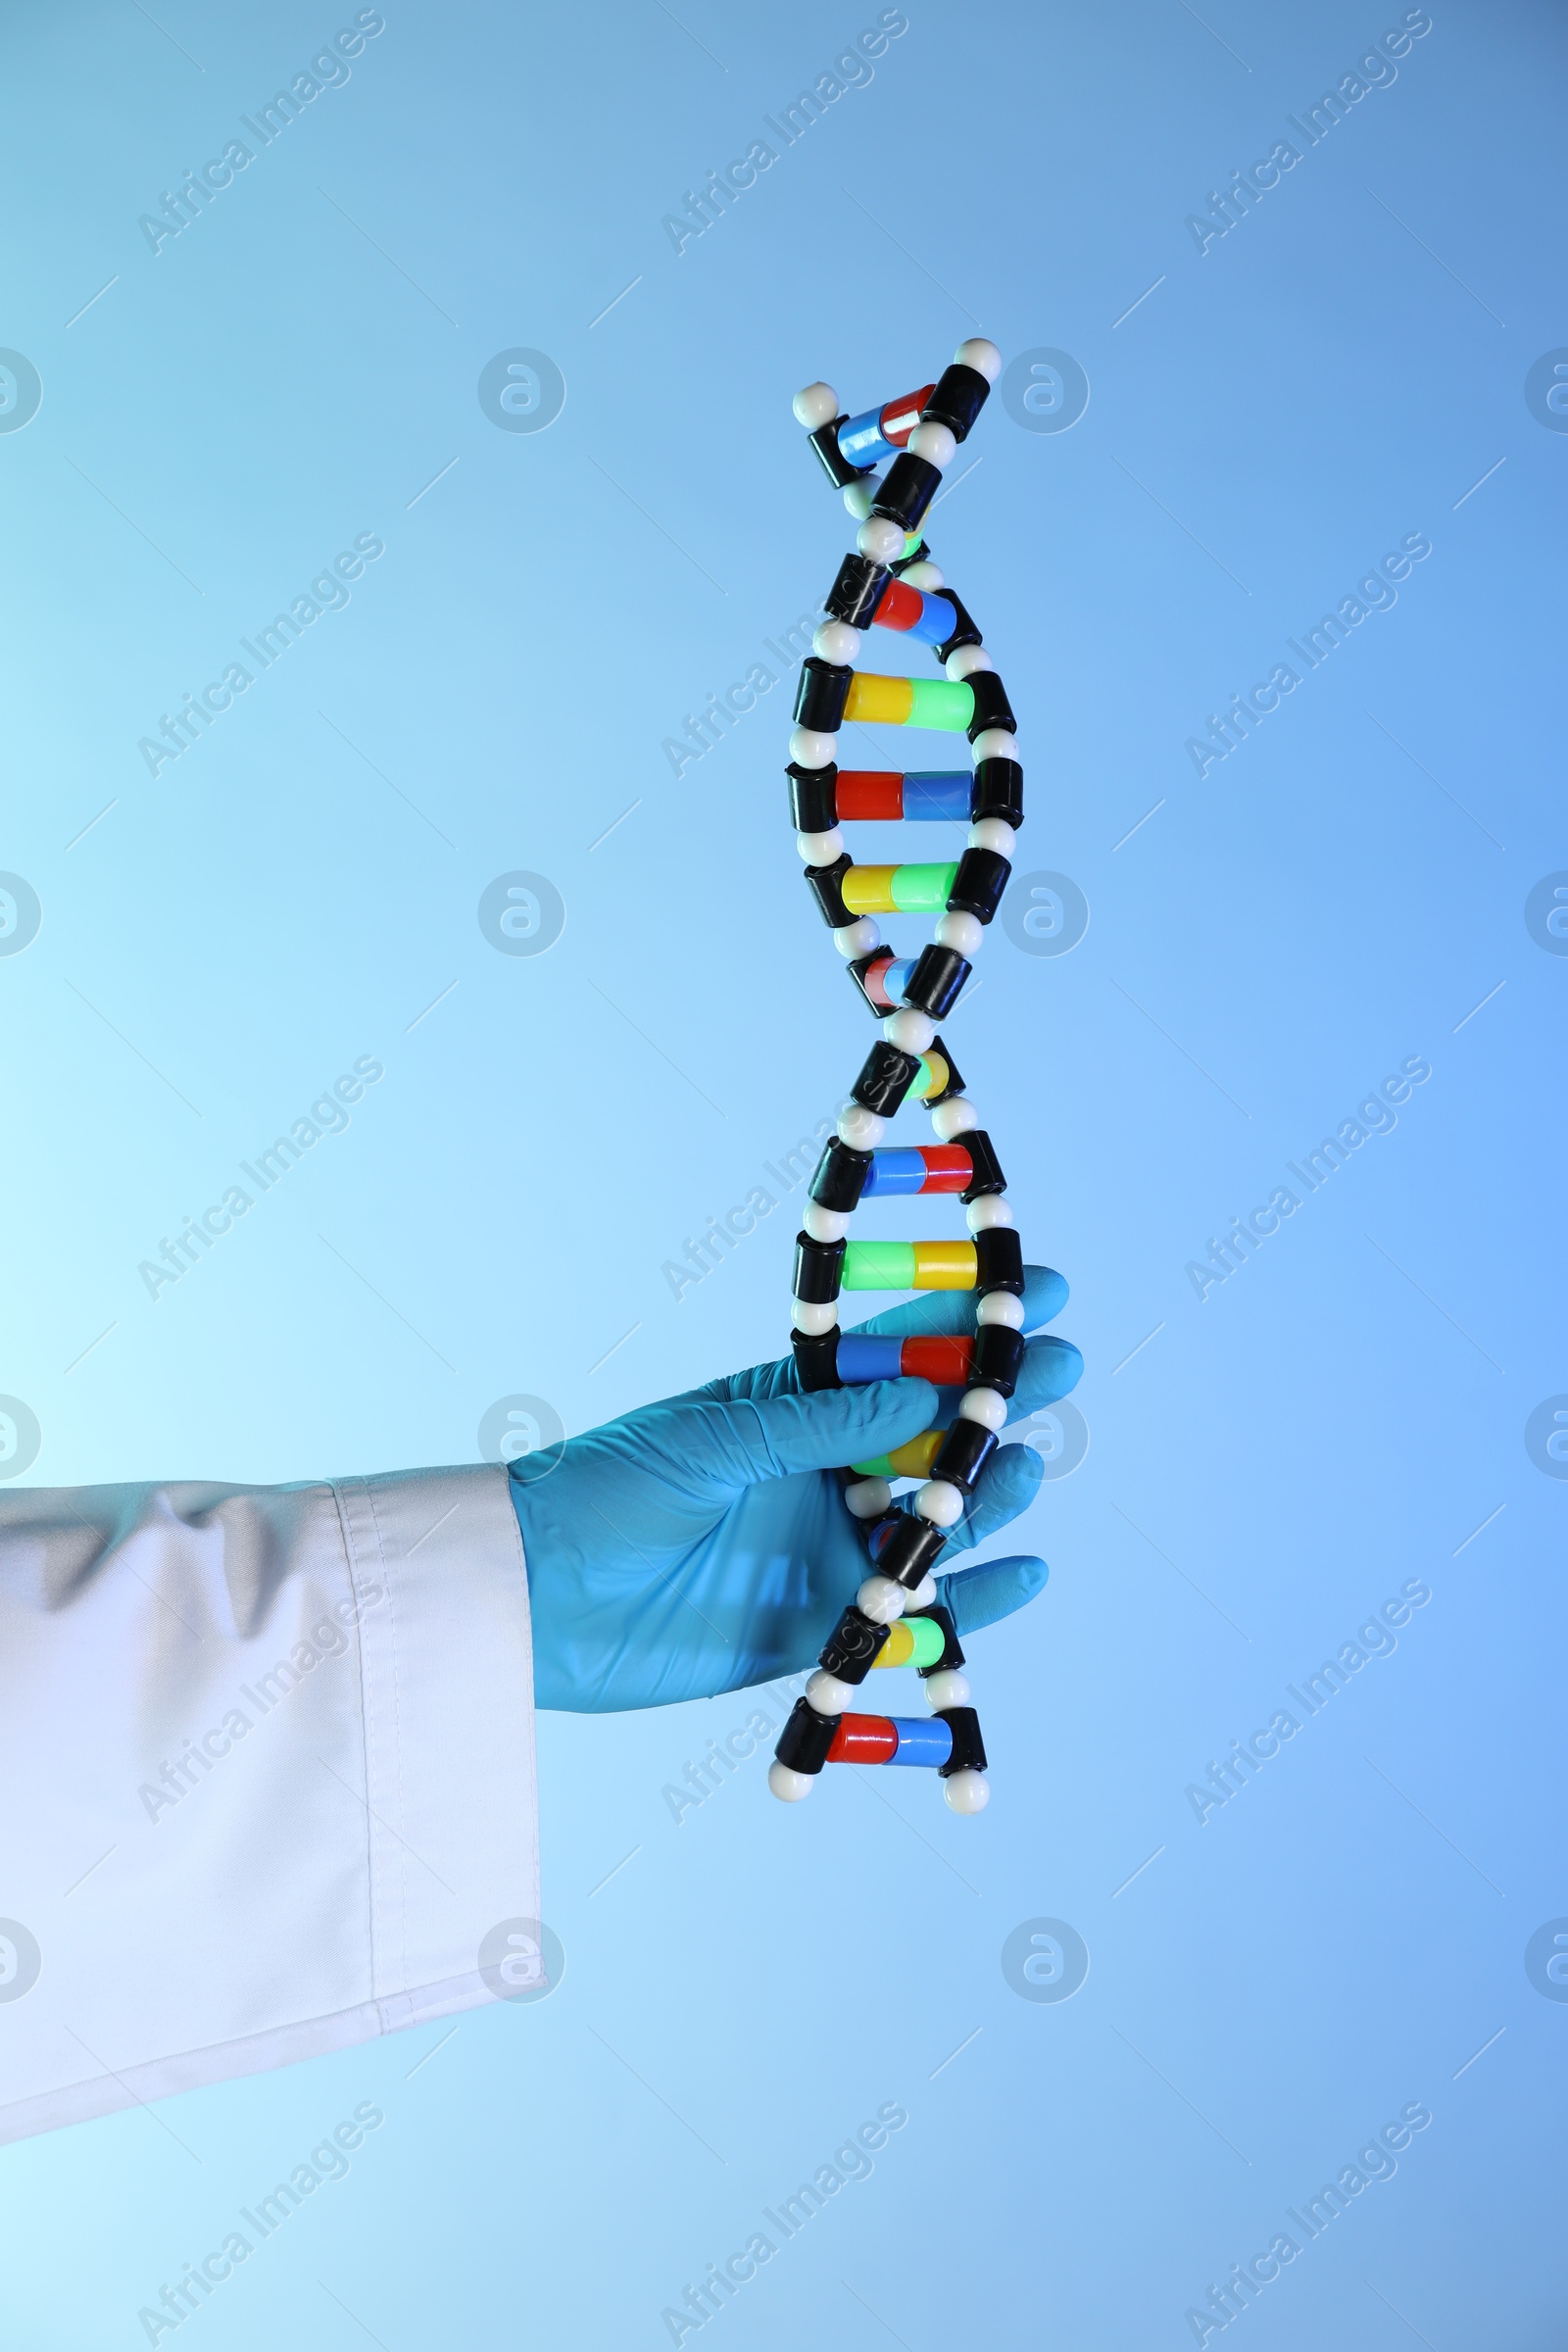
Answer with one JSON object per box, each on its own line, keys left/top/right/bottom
{"left": 906, "top": 592, "right": 958, "bottom": 647}
{"left": 835, "top": 1334, "right": 903, "bottom": 1384}
{"left": 888, "top": 1715, "right": 955, "bottom": 1768}
{"left": 903, "top": 770, "right": 972, "bottom": 820}
{"left": 836, "top": 404, "right": 896, "bottom": 469}
{"left": 861, "top": 1148, "right": 927, "bottom": 1198}
{"left": 880, "top": 956, "right": 916, "bottom": 1002}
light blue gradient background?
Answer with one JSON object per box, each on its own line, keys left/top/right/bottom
{"left": 2, "top": 1, "right": 1565, "bottom": 2344}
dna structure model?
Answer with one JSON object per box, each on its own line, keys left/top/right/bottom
{"left": 768, "top": 338, "right": 1025, "bottom": 1817}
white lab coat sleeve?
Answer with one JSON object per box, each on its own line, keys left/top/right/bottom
{"left": 0, "top": 1461, "right": 539, "bottom": 2144}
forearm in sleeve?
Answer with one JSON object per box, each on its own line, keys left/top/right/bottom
{"left": 0, "top": 1461, "right": 537, "bottom": 2144}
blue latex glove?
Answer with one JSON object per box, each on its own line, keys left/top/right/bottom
{"left": 511, "top": 1266, "right": 1082, "bottom": 1711}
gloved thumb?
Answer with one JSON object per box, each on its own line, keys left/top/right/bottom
{"left": 725, "top": 1378, "right": 939, "bottom": 1482}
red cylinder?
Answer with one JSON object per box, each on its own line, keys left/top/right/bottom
{"left": 879, "top": 383, "right": 936, "bottom": 448}
{"left": 835, "top": 769, "right": 905, "bottom": 820}
{"left": 900, "top": 1335, "right": 973, "bottom": 1386}
{"left": 918, "top": 1145, "right": 973, "bottom": 1192}
{"left": 858, "top": 951, "right": 897, "bottom": 1010}
{"left": 827, "top": 1713, "right": 900, "bottom": 1765}
{"left": 873, "top": 577, "right": 923, "bottom": 633}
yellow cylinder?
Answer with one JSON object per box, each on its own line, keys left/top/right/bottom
{"left": 912, "top": 1241, "right": 978, "bottom": 1289}
{"left": 876, "top": 1621, "right": 916, "bottom": 1666}
{"left": 844, "top": 672, "right": 915, "bottom": 726}
{"left": 885, "top": 1430, "right": 944, "bottom": 1478}
{"left": 841, "top": 864, "right": 899, "bottom": 915}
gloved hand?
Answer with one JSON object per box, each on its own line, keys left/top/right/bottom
{"left": 511, "top": 1265, "right": 1082, "bottom": 1712}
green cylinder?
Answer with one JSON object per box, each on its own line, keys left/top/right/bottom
{"left": 842, "top": 1240, "right": 916, "bottom": 1291}
{"left": 889, "top": 860, "right": 959, "bottom": 912}
{"left": 906, "top": 1615, "right": 947, "bottom": 1668}
{"left": 906, "top": 677, "right": 975, "bottom": 733}
{"left": 906, "top": 1048, "right": 950, "bottom": 1101}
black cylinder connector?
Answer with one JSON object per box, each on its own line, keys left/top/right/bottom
{"left": 788, "top": 760, "right": 838, "bottom": 832}
{"left": 809, "top": 1137, "right": 871, "bottom": 1212}
{"left": 808, "top": 417, "right": 867, "bottom": 491}
{"left": 959, "top": 1129, "right": 1006, "bottom": 1199}
{"left": 792, "top": 1232, "right": 845, "bottom": 1303}
{"left": 818, "top": 1603, "right": 891, "bottom": 1684}
{"left": 852, "top": 1041, "right": 919, "bottom": 1116}
{"left": 931, "top": 1417, "right": 998, "bottom": 1493}
{"left": 791, "top": 1330, "right": 842, "bottom": 1392}
{"left": 825, "top": 552, "right": 891, "bottom": 628}
{"left": 971, "top": 757, "right": 1023, "bottom": 829}
{"left": 936, "top": 1706, "right": 988, "bottom": 1778}
{"left": 875, "top": 1512, "right": 949, "bottom": 1590}
{"left": 902, "top": 944, "right": 970, "bottom": 1019}
{"left": 871, "top": 452, "right": 942, "bottom": 534}
{"left": 804, "top": 852, "right": 855, "bottom": 927}
{"left": 969, "top": 1323, "right": 1025, "bottom": 1396}
{"left": 921, "top": 363, "right": 992, "bottom": 443}
{"left": 776, "top": 1695, "right": 839, "bottom": 1773}
{"left": 965, "top": 669, "right": 1016, "bottom": 743}
{"left": 975, "top": 1225, "right": 1025, "bottom": 1296}
{"left": 794, "top": 657, "right": 853, "bottom": 735}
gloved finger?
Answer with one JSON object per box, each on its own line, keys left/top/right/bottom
{"left": 934, "top": 1436, "right": 1044, "bottom": 1557}
{"left": 925, "top": 1335, "right": 1083, "bottom": 1430}
{"left": 846, "top": 1264, "right": 1068, "bottom": 1343}
{"left": 935, "top": 1552, "right": 1048, "bottom": 1637}
{"left": 1007, "top": 1335, "right": 1083, "bottom": 1414}
{"left": 719, "top": 1377, "right": 938, "bottom": 1483}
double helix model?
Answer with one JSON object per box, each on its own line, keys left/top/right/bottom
{"left": 768, "top": 338, "right": 1026, "bottom": 1818}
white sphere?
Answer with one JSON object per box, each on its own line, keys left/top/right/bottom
{"left": 857, "top": 1575, "right": 907, "bottom": 1625}
{"left": 936, "top": 909, "right": 983, "bottom": 956}
{"left": 923, "top": 1668, "right": 971, "bottom": 1710}
{"left": 906, "top": 1571, "right": 939, "bottom": 1610}
{"left": 803, "top": 1200, "right": 849, "bottom": 1244}
{"left": 838, "top": 1104, "right": 885, "bottom": 1149}
{"left": 958, "top": 1387, "right": 1007, "bottom": 1430}
{"left": 970, "top": 727, "right": 1018, "bottom": 764}
{"left": 900, "top": 560, "right": 944, "bottom": 591}
{"left": 968, "top": 817, "right": 1015, "bottom": 856}
{"left": 790, "top": 725, "right": 838, "bottom": 768}
{"left": 807, "top": 1669, "right": 855, "bottom": 1716}
{"left": 813, "top": 619, "right": 860, "bottom": 665}
{"left": 965, "top": 1196, "right": 1014, "bottom": 1233}
{"left": 793, "top": 381, "right": 839, "bottom": 428}
{"left": 883, "top": 1007, "right": 935, "bottom": 1054}
{"left": 797, "top": 826, "right": 844, "bottom": 864}
{"left": 843, "top": 476, "right": 878, "bottom": 520}
{"left": 914, "top": 1479, "right": 965, "bottom": 1528}
{"left": 858, "top": 515, "right": 906, "bottom": 564}
{"left": 907, "top": 419, "right": 956, "bottom": 468}
{"left": 791, "top": 1299, "right": 838, "bottom": 1337}
{"left": 943, "top": 1767, "right": 991, "bottom": 1813}
{"left": 946, "top": 644, "right": 993, "bottom": 681}
{"left": 833, "top": 919, "right": 880, "bottom": 959}
{"left": 954, "top": 337, "right": 1002, "bottom": 382}
{"left": 930, "top": 1097, "right": 978, "bottom": 1141}
{"left": 845, "top": 1476, "right": 893, "bottom": 1519}
{"left": 977, "top": 1291, "right": 1026, "bottom": 1328}
{"left": 769, "top": 1760, "right": 815, "bottom": 1801}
